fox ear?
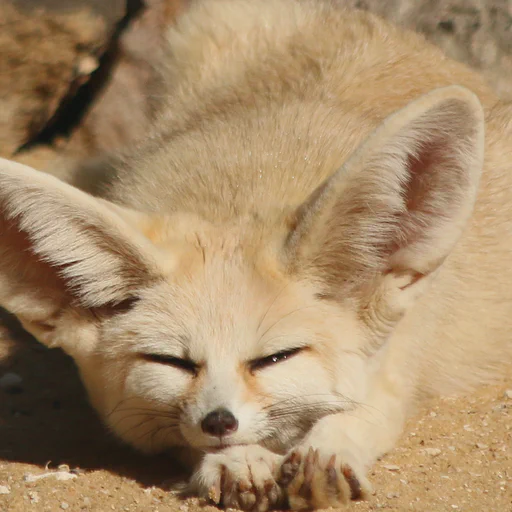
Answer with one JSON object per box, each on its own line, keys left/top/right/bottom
{"left": 287, "top": 86, "right": 484, "bottom": 300}
{"left": 0, "top": 158, "right": 162, "bottom": 350}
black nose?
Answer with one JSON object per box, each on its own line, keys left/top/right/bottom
{"left": 201, "top": 408, "right": 238, "bottom": 437}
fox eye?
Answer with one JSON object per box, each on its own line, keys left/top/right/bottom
{"left": 249, "top": 347, "right": 304, "bottom": 372}
{"left": 141, "top": 353, "right": 198, "bottom": 374}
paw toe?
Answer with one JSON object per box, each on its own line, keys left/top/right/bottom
{"left": 237, "top": 484, "right": 257, "bottom": 511}
{"left": 342, "top": 464, "right": 364, "bottom": 501}
{"left": 280, "top": 449, "right": 370, "bottom": 510}
{"left": 278, "top": 450, "right": 302, "bottom": 487}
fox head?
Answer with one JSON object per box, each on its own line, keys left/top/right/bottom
{"left": 0, "top": 87, "right": 483, "bottom": 455}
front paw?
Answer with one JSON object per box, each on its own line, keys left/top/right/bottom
{"left": 277, "top": 446, "right": 371, "bottom": 509}
{"left": 189, "top": 445, "right": 284, "bottom": 511}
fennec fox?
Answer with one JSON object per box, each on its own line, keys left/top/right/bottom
{"left": 1, "top": 0, "right": 511, "bottom": 509}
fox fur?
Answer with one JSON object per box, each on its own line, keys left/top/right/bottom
{"left": 0, "top": 0, "right": 511, "bottom": 509}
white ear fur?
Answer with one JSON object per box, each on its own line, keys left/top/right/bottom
{"left": 288, "top": 86, "right": 484, "bottom": 294}
{"left": 0, "top": 158, "right": 163, "bottom": 346}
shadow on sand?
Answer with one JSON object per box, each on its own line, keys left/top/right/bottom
{"left": 0, "top": 308, "right": 187, "bottom": 488}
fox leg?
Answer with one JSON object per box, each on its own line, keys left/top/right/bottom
{"left": 278, "top": 382, "right": 408, "bottom": 509}
{"left": 188, "top": 444, "right": 284, "bottom": 511}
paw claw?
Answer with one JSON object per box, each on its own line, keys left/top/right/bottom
{"left": 280, "top": 447, "right": 369, "bottom": 509}
{"left": 208, "top": 466, "right": 224, "bottom": 505}
{"left": 303, "top": 449, "right": 315, "bottom": 483}
{"left": 278, "top": 451, "right": 301, "bottom": 487}
{"left": 208, "top": 484, "right": 221, "bottom": 505}
{"left": 313, "top": 448, "right": 320, "bottom": 467}
{"left": 290, "top": 451, "right": 302, "bottom": 465}
{"left": 220, "top": 466, "right": 236, "bottom": 507}
{"left": 239, "top": 489, "right": 257, "bottom": 510}
{"left": 342, "top": 464, "right": 363, "bottom": 501}
{"left": 266, "top": 481, "right": 280, "bottom": 505}
{"left": 263, "top": 479, "right": 275, "bottom": 493}
{"left": 326, "top": 467, "right": 338, "bottom": 490}
{"left": 192, "top": 445, "right": 282, "bottom": 512}
{"left": 238, "top": 480, "right": 253, "bottom": 493}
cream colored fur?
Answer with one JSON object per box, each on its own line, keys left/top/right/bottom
{"left": 1, "top": 0, "right": 511, "bottom": 509}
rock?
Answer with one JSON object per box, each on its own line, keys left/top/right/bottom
{"left": 23, "top": 469, "right": 78, "bottom": 483}
{"left": 422, "top": 448, "right": 442, "bottom": 457}
{"left": 0, "top": 0, "right": 124, "bottom": 160}
{"left": 504, "top": 389, "right": 512, "bottom": 399}
{"left": 27, "top": 491, "right": 40, "bottom": 504}
{"left": 0, "top": 485, "right": 10, "bottom": 495}
{"left": 382, "top": 464, "right": 401, "bottom": 471}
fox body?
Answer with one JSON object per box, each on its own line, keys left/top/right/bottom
{"left": 1, "top": 0, "right": 511, "bottom": 509}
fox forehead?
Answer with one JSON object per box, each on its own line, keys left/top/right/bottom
{"left": 115, "top": 229, "right": 344, "bottom": 363}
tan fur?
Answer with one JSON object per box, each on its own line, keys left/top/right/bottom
{"left": 0, "top": 0, "right": 511, "bottom": 509}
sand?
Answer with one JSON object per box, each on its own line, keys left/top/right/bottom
{"left": 0, "top": 312, "right": 510, "bottom": 512}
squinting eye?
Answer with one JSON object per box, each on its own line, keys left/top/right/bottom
{"left": 140, "top": 353, "right": 198, "bottom": 374}
{"left": 249, "top": 347, "right": 305, "bottom": 372}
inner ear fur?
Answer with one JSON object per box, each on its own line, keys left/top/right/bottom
{"left": 0, "top": 158, "right": 163, "bottom": 342}
{"left": 286, "top": 86, "right": 484, "bottom": 294}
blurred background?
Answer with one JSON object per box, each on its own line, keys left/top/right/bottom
{"left": 1, "top": 0, "right": 512, "bottom": 177}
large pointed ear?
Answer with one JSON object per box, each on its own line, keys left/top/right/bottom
{"left": 287, "top": 86, "right": 484, "bottom": 302}
{"left": 0, "top": 158, "right": 163, "bottom": 349}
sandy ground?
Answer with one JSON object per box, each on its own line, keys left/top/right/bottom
{"left": 0, "top": 310, "right": 510, "bottom": 512}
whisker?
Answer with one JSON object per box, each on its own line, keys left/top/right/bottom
{"left": 256, "top": 282, "right": 292, "bottom": 335}
{"left": 148, "top": 423, "right": 182, "bottom": 450}
{"left": 117, "top": 416, "right": 159, "bottom": 440}
{"left": 261, "top": 392, "right": 387, "bottom": 431}
{"left": 258, "top": 306, "right": 319, "bottom": 342}
{"left": 106, "top": 394, "right": 183, "bottom": 420}
{"left": 261, "top": 392, "right": 358, "bottom": 411}
{"left": 118, "top": 414, "right": 180, "bottom": 442}
{"left": 109, "top": 406, "right": 181, "bottom": 419}
{"left": 109, "top": 411, "right": 180, "bottom": 431}
{"left": 267, "top": 401, "right": 351, "bottom": 418}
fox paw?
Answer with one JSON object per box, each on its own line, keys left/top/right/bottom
{"left": 277, "top": 446, "right": 371, "bottom": 509}
{"left": 190, "top": 445, "right": 284, "bottom": 511}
